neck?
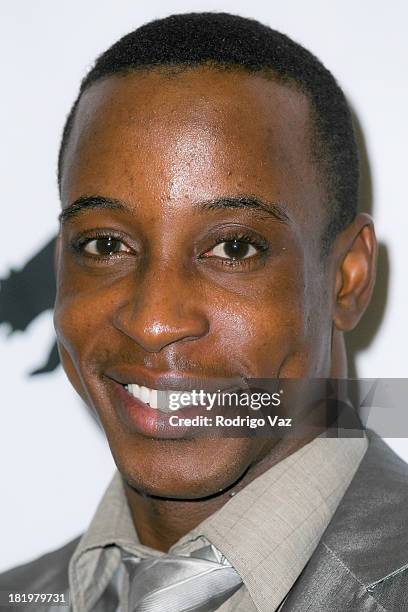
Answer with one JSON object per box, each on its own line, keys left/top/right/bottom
{"left": 124, "top": 436, "right": 310, "bottom": 552}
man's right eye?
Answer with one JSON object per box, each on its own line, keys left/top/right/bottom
{"left": 82, "top": 236, "right": 131, "bottom": 256}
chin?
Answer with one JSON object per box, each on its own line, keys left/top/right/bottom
{"left": 112, "top": 435, "right": 256, "bottom": 500}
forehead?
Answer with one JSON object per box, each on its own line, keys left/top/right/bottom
{"left": 61, "top": 67, "right": 324, "bottom": 230}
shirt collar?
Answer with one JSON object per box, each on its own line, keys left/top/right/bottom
{"left": 68, "top": 472, "right": 159, "bottom": 611}
{"left": 69, "top": 434, "right": 367, "bottom": 612}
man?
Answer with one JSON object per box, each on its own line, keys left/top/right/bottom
{"left": 1, "top": 12, "right": 407, "bottom": 612}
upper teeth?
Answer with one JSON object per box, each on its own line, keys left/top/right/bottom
{"left": 125, "top": 384, "right": 158, "bottom": 409}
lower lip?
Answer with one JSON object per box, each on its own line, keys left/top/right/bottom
{"left": 110, "top": 381, "right": 210, "bottom": 439}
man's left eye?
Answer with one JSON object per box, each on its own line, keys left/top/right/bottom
{"left": 206, "top": 240, "right": 258, "bottom": 260}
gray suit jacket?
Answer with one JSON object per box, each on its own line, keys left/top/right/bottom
{"left": 1, "top": 434, "right": 407, "bottom": 611}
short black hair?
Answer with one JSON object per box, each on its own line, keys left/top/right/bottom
{"left": 58, "top": 12, "right": 359, "bottom": 251}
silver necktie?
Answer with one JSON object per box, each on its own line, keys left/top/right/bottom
{"left": 122, "top": 544, "right": 242, "bottom": 612}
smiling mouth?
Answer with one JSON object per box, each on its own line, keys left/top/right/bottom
{"left": 122, "top": 382, "right": 246, "bottom": 413}
{"left": 123, "top": 383, "right": 196, "bottom": 413}
{"left": 124, "top": 383, "right": 159, "bottom": 409}
{"left": 113, "top": 378, "right": 256, "bottom": 439}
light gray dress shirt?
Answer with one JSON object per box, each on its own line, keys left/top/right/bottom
{"left": 68, "top": 435, "right": 368, "bottom": 612}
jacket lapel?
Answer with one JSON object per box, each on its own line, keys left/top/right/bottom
{"left": 281, "top": 433, "right": 408, "bottom": 611}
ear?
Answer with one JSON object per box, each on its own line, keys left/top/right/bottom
{"left": 333, "top": 213, "right": 377, "bottom": 332}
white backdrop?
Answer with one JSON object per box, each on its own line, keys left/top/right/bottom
{"left": 1, "top": 0, "right": 407, "bottom": 572}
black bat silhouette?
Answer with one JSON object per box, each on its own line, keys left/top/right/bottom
{"left": 0, "top": 236, "right": 59, "bottom": 375}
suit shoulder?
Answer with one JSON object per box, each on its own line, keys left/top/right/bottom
{"left": 323, "top": 435, "right": 408, "bottom": 603}
{"left": 281, "top": 435, "right": 408, "bottom": 610}
{"left": 0, "top": 536, "right": 81, "bottom": 592}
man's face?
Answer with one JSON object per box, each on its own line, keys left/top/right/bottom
{"left": 55, "top": 67, "right": 335, "bottom": 498}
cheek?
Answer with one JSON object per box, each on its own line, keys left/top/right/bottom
{"left": 208, "top": 259, "right": 330, "bottom": 377}
{"left": 53, "top": 268, "right": 118, "bottom": 401}
{"left": 53, "top": 294, "right": 90, "bottom": 402}
{"left": 54, "top": 293, "right": 95, "bottom": 366}
{"left": 207, "top": 264, "right": 307, "bottom": 376}
{"left": 54, "top": 254, "right": 123, "bottom": 360}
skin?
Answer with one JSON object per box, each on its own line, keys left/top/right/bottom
{"left": 54, "top": 67, "right": 377, "bottom": 551}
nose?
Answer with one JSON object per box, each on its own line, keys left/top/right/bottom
{"left": 112, "top": 267, "right": 209, "bottom": 353}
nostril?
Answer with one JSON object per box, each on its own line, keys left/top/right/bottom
{"left": 112, "top": 301, "right": 209, "bottom": 353}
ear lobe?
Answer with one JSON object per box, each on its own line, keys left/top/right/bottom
{"left": 333, "top": 214, "right": 377, "bottom": 332}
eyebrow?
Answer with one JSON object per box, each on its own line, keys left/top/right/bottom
{"left": 59, "top": 194, "right": 290, "bottom": 224}
{"left": 59, "top": 195, "right": 124, "bottom": 223}
{"left": 197, "top": 196, "right": 290, "bottom": 223}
